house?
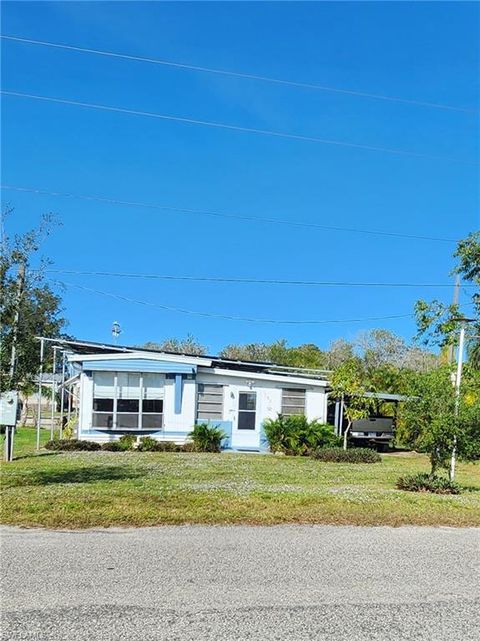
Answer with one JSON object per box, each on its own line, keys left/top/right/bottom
{"left": 49, "top": 338, "right": 330, "bottom": 451}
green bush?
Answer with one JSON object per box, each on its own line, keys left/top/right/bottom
{"left": 263, "top": 414, "right": 342, "bottom": 456}
{"left": 117, "top": 434, "right": 136, "bottom": 451}
{"left": 45, "top": 439, "right": 101, "bottom": 451}
{"left": 179, "top": 441, "right": 196, "bottom": 453}
{"left": 396, "top": 472, "right": 461, "bottom": 494}
{"left": 312, "top": 447, "right": 381, "bottom": 463}
{"left": 101, "top": 441, "right": 126, "bottom": 451}
{"left": 137, "top": 437, "right": 179, "bottom": 452}
{"left": 188, "top": 423, "right": 226, "bottom": 452}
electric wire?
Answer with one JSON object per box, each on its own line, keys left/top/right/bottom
{"left": 38, "top": 268, "right": 474, "bottom": 288}
{"left": 1, "top": 34, "right": 476, "bottom": 114}
{"left": 50, "top": 278, "right": 414, "bottom": 325}
{"left": 1, "top": 90, "right": 475, "bottom": 164}
{"left": 0, "top": 185, "right": 459, "bottom": 243}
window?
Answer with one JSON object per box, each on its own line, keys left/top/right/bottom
{"left": 92, "top": 371, "right": 164, "bottom": 430}
{"left": 197, "top": 383, "right": 224, "bottom": 420}
{"left": 93, "top": 372, "right": 115, "bottom": 428}
{"left": 238, "top": 392, "right": 256, "bottom": 430}
{"left": 282, "top": 388, "right": 306, "bottom": 416}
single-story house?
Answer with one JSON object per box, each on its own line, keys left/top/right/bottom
{"left": 51, "top": 339, "right": 330, "bottom": 451}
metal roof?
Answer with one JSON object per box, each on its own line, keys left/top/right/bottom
{"left": 362, "top": 392, "right": 411, "bottom": 402}
{"left": 35, "top": 337, "right": 330, "bottom": 381}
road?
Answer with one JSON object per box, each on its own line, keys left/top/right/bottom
{"left": 1, "top": 525, "right": 479, "bottom": 640}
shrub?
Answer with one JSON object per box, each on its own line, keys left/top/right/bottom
{"left": 137, "top": 437, "right": 179, "bottom": 452}
{"left": 101, "top": 441, "right": 126, "bottom": 451}
{"left": 396, "top": 472, "right": 461, "bottom": 494}
{"left": 179, "top": 441, "right": 196, "bottom": 453}
{"left": 263, "top": 414, "right": 342, "bottom": 456}
{"left": 117, "top": 434, "right": 136, "bottom": 451}
{"left": 188, "top": 423, "right": 226, "bottom": 452}
{"left": 45, "top": 439, "right": 101, "bottom": 451}
{"left": 312, "top": 447, "right": 381, "bottom": 463}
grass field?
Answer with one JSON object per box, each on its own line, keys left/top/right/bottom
{"left": 1, "top": 428, "right": 479, "bottom": 528}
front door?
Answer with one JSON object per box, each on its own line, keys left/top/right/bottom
{"left": 232, "top": 390, "right": 260, "bottom": 449}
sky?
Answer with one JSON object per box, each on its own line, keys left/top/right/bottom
{"left": 1, "top": 1, "right": 479, "bottom": 354}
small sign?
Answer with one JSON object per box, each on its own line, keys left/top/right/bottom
{"left": 0, "top": 391, "right": 18, "bottom": 426}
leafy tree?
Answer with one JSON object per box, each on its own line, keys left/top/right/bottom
{"left": 141, "top": 335, "right": 207, "bottom": 356}
{"left": 356, "top": 329, "right": 437, "bottom": 372}
{"left": 415, "top": 231, "right": 480, "bottom": 367}
{"left": 220, "top": 341, "right": 273, "bottom": 362}
{"left": 0, "top": 209, "right": 67, "bottom": 393}
{"left": 398, "top": 365, "right": 480, "bottom": 478}
{"left": 330, "top": 360, "right": 374, "bottom": 450}
{"left": 219, "top": 339, "right": 327, "bottom": 368}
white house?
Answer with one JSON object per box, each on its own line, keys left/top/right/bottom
{"left": 57, "top": 339, "right": 330, "bottom": 451}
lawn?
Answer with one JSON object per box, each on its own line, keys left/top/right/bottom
{"left": 1, "top": 428, "right": 479, "bottom": 528}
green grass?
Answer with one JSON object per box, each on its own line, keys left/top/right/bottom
{"left": 1, "top": 428, "right": 479, "bottom": 529}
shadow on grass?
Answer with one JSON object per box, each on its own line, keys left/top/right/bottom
{"left": 14, "top": 452, "right": 61, "bottom": 461}
{"left": 5, "top": 466, "right": 144, "bottom": 487}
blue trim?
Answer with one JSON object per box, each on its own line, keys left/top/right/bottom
{"left": 82, "top": 358, "right": 195, "bottom": 374}
{"left": 174, "top": 374, "right": 183, "bottom": 414}
{"left": 259, "top": 421, "right": 270, "bottom": 452}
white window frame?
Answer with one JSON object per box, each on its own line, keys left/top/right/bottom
{"left": 92, "top": 371, "right": 164, "bottom": 430}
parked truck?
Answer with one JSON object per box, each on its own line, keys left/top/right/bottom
{"left": 328, "top": 392, "right": 409, "bottom": 451}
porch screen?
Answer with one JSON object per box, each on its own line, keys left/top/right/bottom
{"left": 197, "top": 383, "right": 224, "bottom": 420}
{"left": 142, "top": 373, "right": 164, "bottom": 428}
{"left": 92, "top": 371, "right": 164, "bottom": 430}
{"left": 92, "top": 372, "right": 115, "bottom": 428}
{"left": 281, "top": 388, "right": 306, "bottom": 416}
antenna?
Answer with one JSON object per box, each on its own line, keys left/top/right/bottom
{"left": 112, "top": 320, "right": 122, "bottom": 342}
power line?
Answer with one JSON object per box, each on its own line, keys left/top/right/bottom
{"left": 0, "top": 185, "right": 459, "bottom": 243}
{"left": 39, "top": 268, "right": 473, "bottom": 288}
{"left": 1, "top": 34, "right": 476, "bottom": 114}
{"left": 50, "top": 278, "right": 414, "bottom": 325}
{"left": 1, "top": 90, "right": 475, "bottom": 165}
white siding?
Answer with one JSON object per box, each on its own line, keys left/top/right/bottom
{"left": 305, "top": 388, "right": 327, "bottom": 422}
{"left": 163, "top": 377, "right": 196, "bottom": 433}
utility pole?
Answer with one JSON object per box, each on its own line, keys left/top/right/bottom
{"left": 8, "top": 261, "right": 26, "bottom": 385}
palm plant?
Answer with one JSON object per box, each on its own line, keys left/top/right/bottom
{"left": 188, "top": 423, "right": 226, "bottom": 452}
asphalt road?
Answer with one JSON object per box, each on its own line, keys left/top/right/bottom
{"left": 1, "top": 525, "right": 479, "bottom": 640}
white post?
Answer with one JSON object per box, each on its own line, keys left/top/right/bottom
{"left": 50, "top": 347, "right": 57, "bottom": 440}
{"left": 36, "top": 338, "right": 45, "bottom": 451}
{"left": 59, "top": 352, "right": 66, "bottom": 438}
{"left": 450, "top": 325, "right": 466, "bottom": 481}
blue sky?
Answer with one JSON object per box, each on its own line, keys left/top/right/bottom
{"left": 2, "top": 1, "right": 479, "bottom": 353}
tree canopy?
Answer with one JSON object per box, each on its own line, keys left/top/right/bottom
{"left": 0, "top": 210, "right": 67, "bottom": 392}
{"left": 415, "top": 231, "right": 480, "bottom": 368}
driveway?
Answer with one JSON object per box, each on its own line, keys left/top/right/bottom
{"left": 1, "top": 525, "right": 479, "bottom": 640}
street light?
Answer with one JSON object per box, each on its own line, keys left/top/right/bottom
{"left": 450, "top": 317, "right": 476, "bottom": 480}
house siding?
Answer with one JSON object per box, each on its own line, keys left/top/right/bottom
{"left": 74, "top": 355, "right": 328, "bottom": 449}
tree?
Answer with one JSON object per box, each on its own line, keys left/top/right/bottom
{"left": 141, "top": 335, "right": 207, "bottom": 356}
{"left": 0, "top": 209, "right": 67, "bottom": 393}
{"left": 415, "top": 231, "right": 480, "bottom": 367}
{"left": 219, "top": 339, "right": 327, "bottom": 368}
{"left": 398, "top": 365, "right": 480, "bottom": 478}
{"left": 330, "top": 360, "right": 374, "bottom": 450}
{"left": 413, "top": 231, "right": 480, "bottom": 476}
{"left": 356, "top": 329, "right": 437, "bottom": 372}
